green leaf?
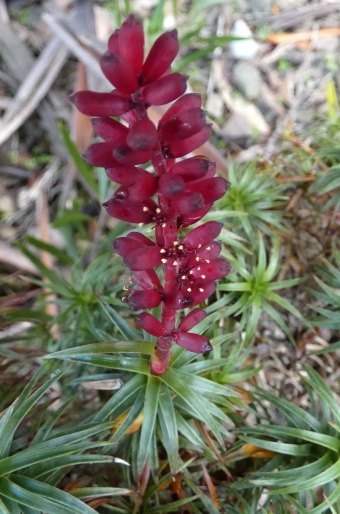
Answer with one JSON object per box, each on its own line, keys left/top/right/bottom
{"left": 24, "top": 236, "right": 74, "bottom": 264}
{"left": 149, "top": 496, "right": 201, "bottom": 513}
{"left": 99, "top": 301, "right": 141, "bottom": 340}
{"left": 44, "top": 341, "right": 155, "bottom": 359}
{"left": 94, "top": 373, "right": 146, "bottom": 422}
{"left": 46, "top": 353, "right": 151, "bottom": 374}
{"left": 240, "top": 436, "right": 313, "bottom": 456}
{"left": 258, "top": 390, "right": 323, "bottom": 431}
{"left": 8, "top": 475, "right": 99, "bottom": 514}
{"left": 302, "top": 365, "right": 340, "bottom": 424}
{"left": 159, "top": 369, "right": 224, "bottom": 444}
{"left": 52, "top": 212, "right": 92, "bottom": 228}
{"left": 0, "top": 498, "right": 11, "bottom": 514}
{"left": 138, "top": 376, "right": 161, "bottom": 473}
{"left": 249, "top": 453, "right": 332, "bottom": 487}
{"left": 158, "top": 388, "right": 179, "bottom": 473}
{"left": 71, "top": 487, "right": 133, "bottom": 498}
{"left": 58, "top": 122, "right": 99, "bottom": 197}
{"left": 269, "top": 457, "right": 340, "bottom": 495}
{"left": 0, "top": 368, "right": 64, "bottom": 458}
{"left": 240, "top": 426, "right": 340, "bottom": 452}
{"left": 0, "top": 423, "right": 113, "bottom": 477}
{"left": 110, "top": 386, "right": 145, "bottom": 444}
{"left": 175, "top": 412, "right": 204, "bottom": 450}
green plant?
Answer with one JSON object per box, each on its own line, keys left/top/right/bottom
{"left": 219, "top": 234, "right": 305, "bottom": 343}
{"left": 236, "top": 366, "right": 340, "bottom": 513}
{"left": 214, "top": 161, "right": 288, "bottom": 238}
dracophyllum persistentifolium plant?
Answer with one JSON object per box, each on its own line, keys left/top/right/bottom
{"left": 70, "top": 15, "right": 231, "bottom": 375}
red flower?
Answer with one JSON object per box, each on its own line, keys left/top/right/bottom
{"left": 113, "top": 232, "right": 162, "bottom": 271}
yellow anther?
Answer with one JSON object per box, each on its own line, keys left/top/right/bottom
{"left": 205, "top": 260, "right": 210, "bottom": 263}
{"left": 199, "top": 288, "right": 204, "bottom": 292}
{"left": 201, "top": 274, "right": 206, "bottom": 279}
{"left": 160, "top": 249, "right": 166, "bottom": 253}
{"left": 173, "top": 260, "right": 178, "bottom": 266}
{"left": 161, "top": 258, "right": 167, "bottom": 264}
{"left": 187, "top": 287, "right": 192, "bottom": 292}
{"left": 156, "top": 208, "right": 161, "bottom": 213}
{"left": 143, "top": 206, "right": 149, "bottom": 212}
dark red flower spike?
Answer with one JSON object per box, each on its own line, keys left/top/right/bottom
{"left": 72, "top": 15, "right": 232, "bottom": 375}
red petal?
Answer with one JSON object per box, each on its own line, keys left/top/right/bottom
{"left": 113, "top": 232, "right": 155, "bottom": 257}
{"left": 100, "top": 52, "right": 138, "bottom": 93}
{"left": 127, "top": 232, "right": 156, "bottom": 246}
{"left": 83, "top": 142, "right": 116, "bottom": 167}
{"left": 189, "top": 177, "right": 230, "bottom": 203}
{"left": 141, "top": 30, "right": 179, "bottom": 83}
{"left": 91, "top": 117, "right": 128, "bottom": 143}
{"left": 190, "top": 259, "right": 231, "bottom": 282}
{"left": 115, "top": 174, "right": 157, "bottom": 201}
{"left": 117, "top": 14, "right": 144, "bottom": 73}
{"left": 136, "top": 313, "right": 165, "bottom": 337}
{"left": 127, "top": 290, "right": 162, "bottom": 310}
{"left": 159, "top": 93, "right": 202, "bottom": 124}
{"left": 124, "top": 246, "right": 162, "bottom": 271}
{"left": 108, "top": 30, "right": 119, "bottom": 53}
{"left": 171, "top": 192, "right": 204, "bottom": 215}
{"left": 106, "top": 165, "right": 147, "bottom": 185}
{"left": 170, "top": 156, "right": 210, "bottom": 182}
{"left": 194, "top": 241, "right": 222, "bottom": 262}
{"left": 182, "top": 221, "right": 223, "bottom": 249}
{"left": 126, "top": 118, "right": 158, "bottom": 151}
{"left": 159, "top": 108, "right": 206, "bottom": 142}
{"left": 142, "top": 73, "right": 188, "bottom": 106}
{"left": 179, "top": 204, "right": 212, "bottom": 227}
{"left": 163, "top": 125, "right": 211, "bottom": 158}
{"left": 133, "top": 270, "right": 162, "bottom": 291}
{"left": 113, "top": 144, "right": 152, "bottom": 165}
{"left": 178, "top": 308, "right": 206, "bottom": 331}
{"left": 70, "top": 91, "right": 132, "bottom": 116}
{"left": 158, "top": 173, "right": 186, "bottom": 197}
{"left": 104, "top": 199, "right": 151, "bottom": 223}
{"left": 166, "top": 282, "right": 216, "bottom": 310}
{"left": 175, "top": 332, "right": 212, "bottom": 353}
